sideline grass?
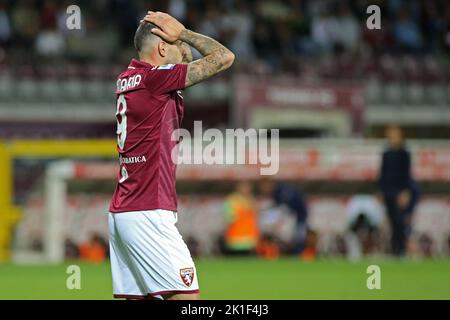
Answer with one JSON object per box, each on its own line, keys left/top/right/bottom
{"left": 0, "top": 258, "right": 449, "bottom": 300}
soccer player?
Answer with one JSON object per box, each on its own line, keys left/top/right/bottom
{"left": 108, "top": 11, "right": 235, "bottom": 300}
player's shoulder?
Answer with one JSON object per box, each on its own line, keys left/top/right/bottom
{"left": 115, "top": 61, "right": 149, "bottom": 94}
{"left": 117, "top": 59, "right": 158, "bottom": 79}
{"left": 151, "top": 64, "right": 177, "bottom": 71}
{"left": 149, "top": 64, "right": 189, "bottom": 75}
{"left": 116, "top": 60, "right": 187, "bottom": 94}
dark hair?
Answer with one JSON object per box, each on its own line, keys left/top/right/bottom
{"left": 134, "top": 22, "right": 158, "bottom": 53}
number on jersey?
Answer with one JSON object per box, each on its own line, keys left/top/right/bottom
{"left": 116, "top": 94, "right": 127, "bottom": 150}
{"left": 116, "top": 94, "right": 128, "bottom": 183}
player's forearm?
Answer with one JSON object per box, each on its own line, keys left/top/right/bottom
{"left": 180, "top": 29, "right": 231, "bottom": 58}
{"left": 180, "top": 29, "right": 235, "bottom": 87}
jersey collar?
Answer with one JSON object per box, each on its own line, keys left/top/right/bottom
{"left": 129, "top": 59, "right": 153, "bottom": 69}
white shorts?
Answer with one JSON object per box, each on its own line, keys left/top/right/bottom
{"left": 108, "top": 209, "right": 199, "bottom": 300}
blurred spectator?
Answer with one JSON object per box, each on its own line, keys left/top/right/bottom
{"left": 112, "top": 0, "right": 139, "bottom": 47}
{"left": 220, "top": 2, "right": 254, "bottom": 60}
{"left": 258, "top": 0, "right": 291, "bottom": 20}
{"left": 185, "top": 236, "right": 201, "bottom": 258}
{"left": 0, "top": 0, "right": 449, "bottom": 74}
{"left": 442, "top": 5, "right": 450, "bottom": 53}
{"left": 35, "top": 27, "right": 65, "bottom": 57}
{"left": 333, "top": 234, "right": 347, "bottom": 257}
{"left": 168, "top": 0, "right": 187, "bottom": 22}
{"left": 333, "top": 3, "right": 360, "bottom": 53}
{"left": 256, "top": 234, "right": 281, "bottom": 260}
{"left": 198, "top": 4, "right": 222, "bottom": 39}
{"left": 301, "top": 229, "right": 318, "bottom": 261}
{"left": 31, "top": 238, "right": 43, "bottom": 252}
{"left": 65, "top": 238, "right": 80, "bottom": 259}
{"left": 311, "top": 9, "right": 336, "bottom": 54}
{"left": 222, "top": 181, "right": 259, "bottom": 255}
{"left": 11, "top": 1, "right": 40, "bottom": 47}
{"left": 258, "top": 204, "right": 294, "bottom": 256}
{"left": 260, "top": 179, "right": 309, "bottom": 255}
{"left": 362, "top": 16, "right": 393, "bottom": 55}
{"left": 378, "top": 125, "right": 417, "bottom": 257}
{"left": 447, "top": 235, "right": 450, "bottom": 257}
{"left": 79, "top": 233, "right": 108, "bottom": 263}
{"left": 418, "top": 233, "right": 434, "bottom": 257}
{"left": 420, "top": 0, "right": 444, "bottom": 53}
{"left": 393, "top": 10, "right": 423, "bottom": 53}
{"left": 344, "top": 195, "right": 384, "bottom": 261}
{"left": 0, "top": 3, "right": 12, "bottom": 45}
{"left": 40, "top": 0, "right": 58, "bottom": 30}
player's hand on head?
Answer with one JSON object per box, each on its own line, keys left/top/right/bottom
{"left": 142, "top": 11, "right": 185, "bottom": 44}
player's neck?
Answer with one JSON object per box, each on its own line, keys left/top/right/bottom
{"left": 139, "top": 55, "right": 164, "bottom": 67}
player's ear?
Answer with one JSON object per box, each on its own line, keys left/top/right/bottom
{"left": 157, "top": 40, "right": 167, "bottom": 58}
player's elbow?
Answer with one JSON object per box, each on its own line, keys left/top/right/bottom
{"left": 223, "top": 51, "right": 235, "bottom": 70}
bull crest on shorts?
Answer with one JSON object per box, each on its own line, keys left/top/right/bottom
{"left": 180, "top": 267, "right": 195, "bottom": 287}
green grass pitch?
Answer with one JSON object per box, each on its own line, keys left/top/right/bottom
{"left": 0, "top": 258, "right": 449, "bottom": 300}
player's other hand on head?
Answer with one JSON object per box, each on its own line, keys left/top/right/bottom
{"left": 142, "top": 11, "right": 185, "bottom": 44}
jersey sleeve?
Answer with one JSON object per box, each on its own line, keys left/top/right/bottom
{"left": 145, "top": 64, "right": 188, "bottom": 94}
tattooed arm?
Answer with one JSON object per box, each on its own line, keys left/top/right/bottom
{"left": 143, "top": 11, "right": 235, "bottom": 88}
{"left": 179, "top": 29, "right": 235, "bottom": 87}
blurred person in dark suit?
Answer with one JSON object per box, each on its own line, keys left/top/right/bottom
{"left": 405, "top": 179, "right": 420, "bottom": 235}
{"left": 378, "top": 125, "right": 419, "bottom": 257}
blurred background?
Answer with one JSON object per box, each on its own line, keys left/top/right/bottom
{"left": 0, "top": 0, "right": 450, "bottom": 299}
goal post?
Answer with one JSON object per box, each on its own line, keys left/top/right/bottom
{"left": 44, "top": 161, "right": 118, "bottom": 263}
{"left": 15, "top": 160, "right": 119, "bottom": 264}
{"left": 1, "top": 139, "right": 117, "bottom": 264}
{"left": 44, "top": 161, "right": 75, "bottom": 263}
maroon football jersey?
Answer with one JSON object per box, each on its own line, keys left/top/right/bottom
{"left": 109, "top": 59, "right": 188, "bottom": 213}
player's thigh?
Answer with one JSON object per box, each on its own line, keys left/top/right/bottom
{"left": 155, "top": 210, "right": 199, "bottom": 289}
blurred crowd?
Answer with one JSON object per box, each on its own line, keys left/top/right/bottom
{"left": 217, "top": 126, "right": 450, "bottom": 260}
{"left": 218, "top": 178, "right": 450, "bottom": 261}
{"left": 65, "top": 233, "right": 109, "bottom": 263}
{"left": 0, "top": 0, "right": 449, "bottom": 76}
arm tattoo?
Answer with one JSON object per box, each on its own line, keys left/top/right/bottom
{"left": 179, "top": 29, "right": 234, "bottom": 87}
